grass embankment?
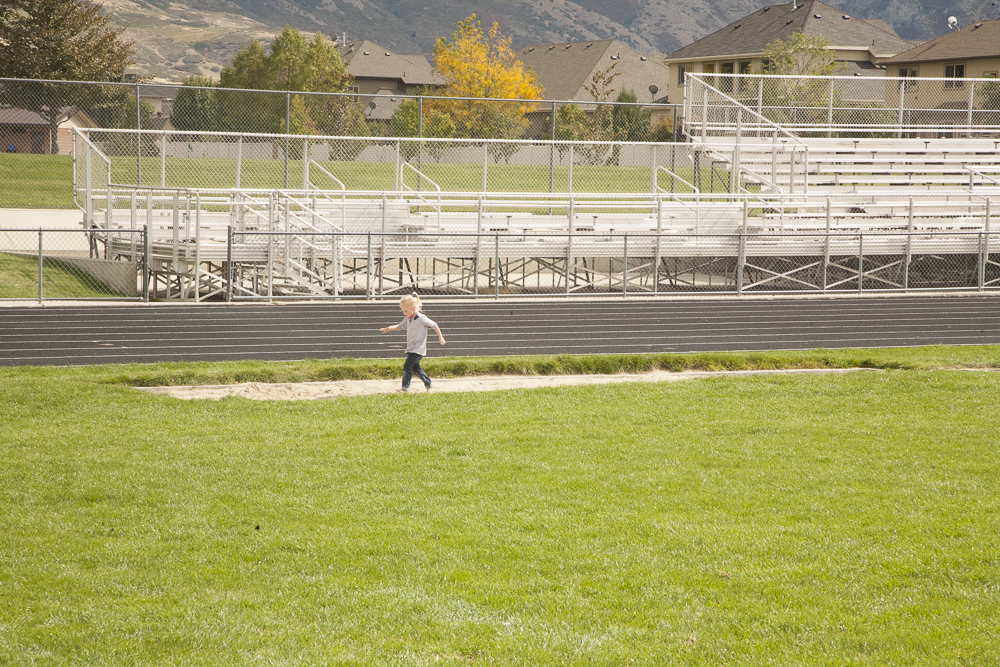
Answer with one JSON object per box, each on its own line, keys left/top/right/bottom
{"left": 102, "top": 345, "right": 1000, "bottom": 388}
{"left": 0, "top": 252, "right": 126, "bottom": 299}
{"left": 1, "top": 349, "right": 998, "bottom": 665}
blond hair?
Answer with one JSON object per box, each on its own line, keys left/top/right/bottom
{"left": 399, "top": 292, "right": 422, "bottom": 312}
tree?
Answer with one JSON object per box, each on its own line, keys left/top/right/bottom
{"left": 0, "top": 0, "right": 137, "bottom": 153}
{"left": 430, "top": 14, "right": 543, "bottom": 149}
{"left": 612, "top": 90, "right": 650, "bottom": 142}
{"left": 757, "top": 31, "right": 846, "bottom": 123}
{"left": 216, "top": 26, "right": 355, "bottom": 135}
{"left": 171, "top": 76, "right": 222, "bottom": 135}
{"left": 389, "top": 98, "right": 455, "bottom": 161}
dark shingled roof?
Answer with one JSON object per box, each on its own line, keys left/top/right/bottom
{"left": 883, "top": 19, "right": 1000, "bottom": 64}
{"left": 668, "top": 0, "right": 918, "bottom": 60}
{"left": 338, "top": 40, "right": 445, "bottom": 87}
{"left": 517, "top": 39, "right": 671, "bottom": 103}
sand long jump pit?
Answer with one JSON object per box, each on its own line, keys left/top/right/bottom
{"left": 136, "top": 368, "right": 879, "bottom": 401}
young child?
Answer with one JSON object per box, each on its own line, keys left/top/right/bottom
{"left": 379, "top": 292, "right": 446, "bottom": 393}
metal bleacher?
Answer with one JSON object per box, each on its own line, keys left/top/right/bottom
{"left": 72, "top": 72, "right": 1000, "bottom": 300}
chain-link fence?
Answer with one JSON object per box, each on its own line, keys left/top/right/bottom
{"left": 9, "top": 184, "right": 996, "bottom": 301}
{"left": 1, "top": 77, "right": 681, "bottom": 209}
{"left": 0, "top": 227, "right": 144, "bottom": 301}
{"left": 71, "top": 127, "right": 807, "bottom": 227}
{"left": 4, "top": 228, "right": 997, "bottom": 301}
{"left": 685, "top": 73, "right": 1000, "bottom": 139}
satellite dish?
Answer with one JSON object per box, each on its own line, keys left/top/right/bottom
{"left": 649, "top": 85, "right": 659, "bottom": 95}
{"left": 948, "top": 16, "right": 958, "bottom": 29}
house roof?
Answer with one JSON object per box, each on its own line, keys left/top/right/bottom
{"left": 0, "top": 105, "right": 94, "bottom": 127}
{"left": 516, "top": 39, "right": 671, "bottom": 103}
{"left": 667, "top": 0, "right": 919, "bottom": 61}
{"left": 338, "top": 40, "right": 445, "bottom": 87}
{"left": 882, "top": 19, "right": 1000, "bottom": 65}
{"left": 137, "top": 85, "right": 181, "bottom": 100}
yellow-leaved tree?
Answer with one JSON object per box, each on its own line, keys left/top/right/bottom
{"left": 431, "top": 15, "right": 543, "bottom": 161}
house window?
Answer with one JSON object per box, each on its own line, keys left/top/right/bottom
{"left": 984, "top": 72, "right": 998, "bottom": 79}
{"left": 944, "top": 64, "right": 965, "bottom": 88}
{"left": 677, "top": 65, "right": 686, "bottom": 85}
{"left": 738, "top": 61, "right": 752, "bottom": 91}
{"left": 899, "top": 67, "right": 918, "bottom": 90}
{"left": 720, "top": 62, "right": 734, "bottom": 92}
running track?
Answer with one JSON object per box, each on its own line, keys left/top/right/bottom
{"left": 1, "top": 295, "right": 999, "bottom": 366}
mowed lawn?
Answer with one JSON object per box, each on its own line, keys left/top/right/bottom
{"left": 0, "top": 152, "right": 704, "bottom": 210}
{"left": 1, "top": 360, "right": 998, "bottom": 665}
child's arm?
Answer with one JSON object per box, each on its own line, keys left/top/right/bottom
{"left": 379, "top": 324, "right": 399, "bottom": 334}
{"left": 434, "top": 324, "right": 446, "bottom": 345}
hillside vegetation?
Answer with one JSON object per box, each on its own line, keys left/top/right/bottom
{"left": 99, "top": 0, "right": 977, "bottom": 83}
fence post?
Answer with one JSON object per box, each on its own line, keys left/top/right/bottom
{"left": 824, "top": 197, "right": 831, "bottom": 290}
{"left": 986, "top": 197, "right": 992, "bottom": 280}
{"left": 476, "top": 197, "right": 483, "bottom": 294}
{"left": 237, "top": 135, "right": 243, "bottom": 189}
{"left": 143, "top": 224, "right": 150, "bottom": 302}
{"left": 967, "top": 82, "right": 976, "bottom": 137}
{"left": 897, "top": 80, "right": 905, "bottom": 139}
{"left": 136, "top": 81, "right": 142, "bottom": 187}
{"left": 979, "top": 231, "right": 985, "bottom": 290}
{"left": 394, "top": 142, "right": 400, "bottom": 191}
{"left": 161, "top": 132, "right": 167, "bottom": 188}
{"left": 736, "top": 231, "right": 745, "bottom": 294}
{"left": 650, "top": 144, "right": 657, "bottom": 194}
{"left": 417, "top": 97, "right": 423, "bottom": 192}
{"left": 483, "top": 142, "right": 488, "bottom": 192}
{"left": 905, "top": 198, "right": 913, "bottom": 290}
{"left": 566, "top": 197, "right": 574, "bottom": 294}
{"left": 623, "top": 233, "right": 628, "bottom": 297}
{"left": 332, "top": 232, "right": 340, "bottom": 298}
{"left": 701, "top": 86, "right": 708, "bottom": 142}
{"left": 730, "top": 108, "right": 741, "bottom": 193}
{"left": 827, "top": 79, "right": 834, "bottom": 138}
{"left": 858, "top": 233, "right": 864, "bottom": 293}
{"left": 85, "top": 145, "right": 93, "bottom": 228}
{"left": 495, "top": 232, "right": 500, "bottom": 299}
{"left": 654, "top": 197, "right": 663, "bottom": 295}
{"left": 226, "top": 225, "right": 233, "bottom": 303}
{"left": 757, "top": 77, "right": 764, "bottom": 117}
{"left": 366, "top": 232, "right": 372, "bottom": 300}
{"left": 302, "top": 138, "right": 309, "bottom": 189}
{"left": 568, "top": 145, "right": 574, "bottom": 194}
{"left": 550, "top": 100, "right": 556, "bottom": 196}
{"left": 37, "top": 230, "right": 43, "bottom": 303}
{"left": 284, "top": 92, "right": 290, "bottom": 188}
{"left": 380, "top": 194, "right": 386, "bottom": 296}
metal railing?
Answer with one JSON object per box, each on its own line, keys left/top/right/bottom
{"left": 12, "top": 182, "right": 995, "bottom": 301}
{"left": 685, "top": 73, "right": 1000, "bottom": 139}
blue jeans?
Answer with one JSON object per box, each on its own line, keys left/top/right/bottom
{"left": 402, "top": 353, "right": 432, "bottom": 390}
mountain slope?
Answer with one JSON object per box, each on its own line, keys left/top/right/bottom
{"left": 101, "top": 0, "right": 995, "bottom": 82}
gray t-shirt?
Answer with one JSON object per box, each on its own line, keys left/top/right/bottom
{"left": 398, "top": 312, "right": 437, "bottom": 355}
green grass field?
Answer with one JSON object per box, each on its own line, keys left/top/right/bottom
{"left": 0, "top": 152, "right": 706, "bottom": 210}
{"left": 0, "top": 154, "right": 75, "bottom": 209}
{"left": 1, "top": 348, "right": 998, "bottom": 665}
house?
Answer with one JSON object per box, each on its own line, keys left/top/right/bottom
{"left": 515, "top": 39, "right": 672, "bottom": 137}
{"left": 881, "top": 19, "right": 1000, "bottom": 108}
{"left": 664, "top": 0, "right": 920, "bottom": 104}
{"left": 0, "top": 106, "right": 98, "bottom": 155}
{"left": 878, "top": 19, "right": 1000, "bottom": 133}
{"left": 338, "top": 40, "right": 446, "bottom": 125}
